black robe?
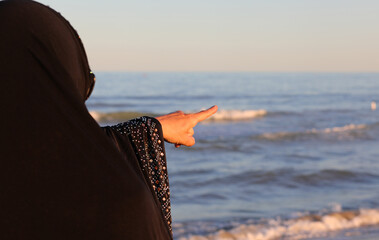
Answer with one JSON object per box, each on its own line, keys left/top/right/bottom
{"left": 0, "top": 0, "right": 172, "bottom": 239}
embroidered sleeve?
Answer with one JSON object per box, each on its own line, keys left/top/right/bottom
{"left": 109, "top": 117, "right": 172, "bottom": 232}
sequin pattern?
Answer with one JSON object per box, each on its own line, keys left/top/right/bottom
{"left": 110, "top": 117, "right": 172, "bottom": 233}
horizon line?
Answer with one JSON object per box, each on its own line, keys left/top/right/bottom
{"left": 93, "top": 70, "right": 379, "bottom": 74}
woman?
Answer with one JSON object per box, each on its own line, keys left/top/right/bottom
{"left": 0, "top": 0, "right": 217, "bottom": 239}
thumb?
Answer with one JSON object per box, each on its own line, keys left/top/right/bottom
{"left": 183, "top": 136, "right": 195, "bottom": 147}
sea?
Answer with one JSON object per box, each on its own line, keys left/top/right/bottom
{"left": 86, "top": 72, "right": 379, "bottom": 240}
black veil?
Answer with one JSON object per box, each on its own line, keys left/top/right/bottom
{"left": 0, "top": 1, "right": 172, "bottom": 239}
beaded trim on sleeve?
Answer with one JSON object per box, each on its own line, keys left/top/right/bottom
{"left": 110, "top": 117, "right": 172, "bottom": 233}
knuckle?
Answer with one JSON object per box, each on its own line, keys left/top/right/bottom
{"left": 188, "top": 128, "right": 194, "bottom": 136}
{"left": 189, "top": 138, "right": 195, "bottom": 146}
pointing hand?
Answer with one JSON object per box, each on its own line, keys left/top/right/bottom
{"left": 156, "top": 105, "right": 218, "bottom": 147}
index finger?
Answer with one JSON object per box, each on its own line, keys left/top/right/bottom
{"left": 192, "top": 105, "right": 218, "bottom": 123}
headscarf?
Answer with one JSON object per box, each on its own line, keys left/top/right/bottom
{"left": 0, "top": 0, "right": 172, "bottom": 239}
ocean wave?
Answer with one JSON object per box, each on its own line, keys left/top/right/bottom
{"left": 90, "top": 109, "right": 268, "bottom": 123}
{"left": 173, "top": 168, "right": 377, "bottom": 188}
{"left": 293, "top": 169, "right": 377, "bottom": 185}
{"left": 172, "top": 168, "right": 379, "bottom": 191}
{"left": 89, "top": 111, "right": 156, "bottom": 123}
{"left": 190, "top": 123, "right": 374, "bottom": 152}
{"left": 178, "top": 208, "right": 379, "bottom": 240}
{"left": 254, "top": 124, "right": 369, "bottom": 142}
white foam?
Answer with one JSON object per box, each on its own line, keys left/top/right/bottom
{"left": 89, "top": 111, "right": 149, "bottom": 123}
{"left": 207, "top": 110, "right": 267, "bottom": 121}
{"left": 90, "top": 109, "right": 267, "bottom": 123}
{"left": 312, "top": 124, "right": 367, "bottom": 134}
{"left": 180, "top": 208, "right": 379, "bottom": 240}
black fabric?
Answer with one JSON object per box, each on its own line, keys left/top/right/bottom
{"left": 105, "top": 117, "right": 173, "bottom": 233}
{"left": 0, "top": 0, "right": 172, "bottom": 239}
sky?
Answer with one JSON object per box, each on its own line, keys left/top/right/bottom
{"left": 39, "top": 0, "right": 379, "bottom": 72}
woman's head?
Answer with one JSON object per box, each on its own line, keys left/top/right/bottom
{"left": 0, "top": 0, "right": 103, "bottom": 169}
{"left": 0, "top": 0, "right": 94, "bottom": 102}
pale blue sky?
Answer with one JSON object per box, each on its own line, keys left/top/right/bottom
{"left": 39, "top": 0, "right": 379, "bottom": 72}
